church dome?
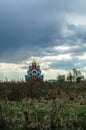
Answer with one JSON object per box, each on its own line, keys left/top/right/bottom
{"left": 32, "top": 60, "right": 36, "bottom": 65}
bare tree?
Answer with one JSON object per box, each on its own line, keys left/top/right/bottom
{"left": 72, "top": 68, "right": 84, "bottom": 82}
{"left": 67, "top": 71, "right": 73, "bottom": 82}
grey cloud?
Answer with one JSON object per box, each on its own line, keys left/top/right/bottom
{"left": 49, "top": 59, "right": 78, "bottom": 70}
{"left": 0, "top": 0, "right": 86, "bottom": 64}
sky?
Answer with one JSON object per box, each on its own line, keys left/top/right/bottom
{"left": 0, "top": 0, "right": 86, "bottom": 81}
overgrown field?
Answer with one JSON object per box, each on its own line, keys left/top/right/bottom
{"left": 0, "top": 82, "right": 86, "bottom": 130}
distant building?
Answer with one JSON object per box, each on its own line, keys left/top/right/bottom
{"left": 47, "top": 79, "right": 57, "bottom": 83}
{"left": 25, "top": 60, "right": 44, "bottom": 82}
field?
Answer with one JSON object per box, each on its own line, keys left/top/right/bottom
{"left": 0, "top": 81, "right": 86, "bottom": 130}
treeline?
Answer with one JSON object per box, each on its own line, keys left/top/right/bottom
{"left": 57, "top": 68, "right": 85, "bottom": 82}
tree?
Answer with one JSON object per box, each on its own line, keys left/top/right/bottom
{"left": 57, "top": 74, "right": 65, "bottom": 82}
{"left": 72, "top": 68, "right": 84, "bottom": 82}
{"left": 67, "top": 71, "right": 73, "bottom": 82}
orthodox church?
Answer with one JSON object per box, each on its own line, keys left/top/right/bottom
{"left": 25, "top": 60, "right": 44, "bottom": 82}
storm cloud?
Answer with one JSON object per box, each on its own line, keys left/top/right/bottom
{"left": 0, "top": 0, "right": 86, "bottom": 80}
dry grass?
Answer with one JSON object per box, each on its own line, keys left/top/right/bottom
{"left": 0, "top": 81, "right": 86, "bottom": 130}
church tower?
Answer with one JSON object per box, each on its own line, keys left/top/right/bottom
{"left": 25, "top": 60, "right": 44, "bottom": 82}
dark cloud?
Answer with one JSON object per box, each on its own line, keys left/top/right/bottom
{"left": 0, "top": 1, "right": 64, "bottom": 62}
{"left": 0, "top": 0, "right": 86, "bottom": 64}
{"left": 49, "top": 59, "right": 79, "bottom": 70}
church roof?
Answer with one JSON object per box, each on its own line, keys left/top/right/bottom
{"left": 32, "top": 60, "right": 37, "bottom": 65}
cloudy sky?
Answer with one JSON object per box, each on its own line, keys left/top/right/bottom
{"left": 0, "top": 0, "right": 86, "bottom": 81}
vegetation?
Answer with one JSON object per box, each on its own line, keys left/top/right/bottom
{"left": 0, "top": 81, "right": 86, "bottom": 130}
{"left": 57, "top": 68, "right": 85, "bottom": 83}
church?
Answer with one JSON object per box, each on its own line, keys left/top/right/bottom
{"left": 25, "top": 60, "right": 44, "bottom": 82}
